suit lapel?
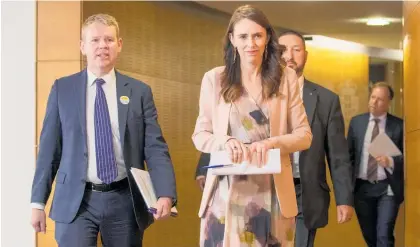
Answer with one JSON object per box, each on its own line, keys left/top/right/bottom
{"left": 116, "top": 72, "right": 132, "bottom": 150}
{"left": 199, "top": 98, "right": 230, "bottom": 217}
{"left": 303, "top": 81, "right": 317, "bottom": 126}
{"left": 269, "top": 93, "right": 280, "bottom": 136}
{"left": 217, "top": 98, "right": 231, "bottom": 135}
{"left": 75, "top": 70, "right": 87, "bottom": 137}
{"left": 385, "top": 113, "right": 394, "bottom": 139}
{"left": 357, "top": 114, "right": 370, "bottom": 164}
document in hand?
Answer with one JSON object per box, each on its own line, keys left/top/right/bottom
{"left": 210, "top": 149, "right": 281, "bottom": 175}
{"left": 130, "top": 167, "right": 178, "bottom": 217}
{"left": 368, "top": 132, "right": 402, "bottom": 158}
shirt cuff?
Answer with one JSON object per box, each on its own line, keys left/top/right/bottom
{"left": 31, "top": 202, "right": 45, "bottom": 210}
{"left": 386, "top": 156, "right": 394, "bottom": 173}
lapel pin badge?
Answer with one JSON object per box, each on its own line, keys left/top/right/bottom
{"left": 120, "top": 96, "right": 130, "bottom": 105}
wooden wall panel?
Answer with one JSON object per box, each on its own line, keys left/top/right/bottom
{"left": 37, "top": 1, "right": 81, "bottom": 61}
{"left": 403, "top": 1, "right": 420, "bottom": 246}
{"left": 403, "top": 0, "right": 419, "bottom": 26}
{"left": 404, "top": 130, "right": 420, "bottom": 246}
{"left": 83, "top": 1, "right": 224, "bottom": 86}
{"left": 403, "top": 2, "right": 420, "bottom": 133}
{"left": 36, "top": 1, "right": 82, "bottom": 246}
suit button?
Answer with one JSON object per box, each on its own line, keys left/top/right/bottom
{"left": 84, "top": 153, "right": 88, "bottom": 157}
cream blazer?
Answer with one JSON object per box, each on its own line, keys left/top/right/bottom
{"left": 192, "top": 66, "right": 312, "bottom": 218}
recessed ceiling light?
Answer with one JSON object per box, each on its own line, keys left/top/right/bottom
{"left": 366, "top": 18, "right": 390, "bottom": 26}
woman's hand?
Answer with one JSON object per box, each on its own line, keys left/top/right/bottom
{"left": 248, "top": 140, "right": 272, "bottom": 167}
{"left": 224, "top": 138, "right": 249, "bottom": 164}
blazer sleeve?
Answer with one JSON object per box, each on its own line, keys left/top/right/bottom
{"left": 347, "top": 117, "right": 356, "bottom": 182}
{"left": 192, "top": 70, "right": 233, "bottom": 153}
{"left": 31, "top": 80, "right": 62, "bottom": 205}
{"left": 142, "top": 85, "right": 177, "bottom": 202}
{"left": 267, "top": 69, "right": 312, "bottom": 154}
{"left": 325, "top": 95, "right": 353, "bottom": 206}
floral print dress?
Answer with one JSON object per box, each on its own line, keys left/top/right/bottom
{"left": 200, "top": 93, "right": 283, "bottom": 247}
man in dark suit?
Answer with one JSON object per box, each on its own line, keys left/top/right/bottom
{"left": 30, "top": 14, "right": 177, "bottom": 247}
{"left": 195, "top": 152, "right": 210, "bottom": 191}
{"left": 347, "top": 82, "right": 403, "bottom": 247}
{"left": 279, "top": 31, "right": 354, "bottom": 247}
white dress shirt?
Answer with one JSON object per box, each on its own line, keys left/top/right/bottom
{"left": 32, "top": 69, "right": 127, "bottom": 210}
{"left": 292, "top": 76, "right": 305, "bottom": 178}
{"left": 358, "top": 113, "right": 394, "bottom": 195}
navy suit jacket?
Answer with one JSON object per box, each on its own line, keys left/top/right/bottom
{"left": 195, "top": 152, "right": 210, "bottom": 178}
{"left": 31, "top": 69, "right": 177, "bottom": 230}
{"left": 347, "top": 112, "right": 404, "bottom": 204}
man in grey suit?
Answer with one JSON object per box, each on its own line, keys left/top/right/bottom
{"left": 30, "top": 14, "right": 177, "bottom": 247}
{"left": 279, "top": 31, "right": 354, "bottom": 247}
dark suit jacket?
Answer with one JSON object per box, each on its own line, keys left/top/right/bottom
{"left": 31, "top": 69, "right": 177, "bottom": 230}
{"left": 347, "top": 113, "right": 404, "bottom": 204}
{"left": 195, "top": 152, "right": 210, "bottom": 178}
{"left": 298, "top": 80, "right": 353, "bottom": 229}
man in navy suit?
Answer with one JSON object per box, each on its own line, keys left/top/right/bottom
{"left": 195, "top": 152, "right": 210, "bottom": 191}
{"left": 347, "top": 82, "right": 403, "bottom": 247}
{"left": 30, "top": 14, "right": 177, "bottom": 247}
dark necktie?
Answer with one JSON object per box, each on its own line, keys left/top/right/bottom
{"left": 94, "top": 78, "right": 117, "bottom": 184}
{"left": 367, "top": 118, "right": 380, "bottom": 183}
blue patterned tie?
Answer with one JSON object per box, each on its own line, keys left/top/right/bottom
{"left": 94, "top": 78, "right": 117, "bottom": 184}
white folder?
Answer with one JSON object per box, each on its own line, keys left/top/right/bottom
{"left": 210, "top": 148, "right": 281, "bottom": 175}
{"left": 130, "top": 168, "right": 178, "bottom": 217}
{"left": 368, "top": 132, "right": 402, "bottom": 158}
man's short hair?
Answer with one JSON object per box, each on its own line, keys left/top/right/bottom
{"left": 82, "top": 13, "right": 120, "bottom": 39}
{"left": 370, "top": 82, "right": 394, "bottom": 100}
{"left": 278, "top": 30, "right": 306, "bottom": 48}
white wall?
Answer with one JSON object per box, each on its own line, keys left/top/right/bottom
{"left": 1, "top": 1, "right": 36, "bottom": 247}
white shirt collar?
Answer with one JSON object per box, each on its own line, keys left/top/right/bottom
{"left": 369, "top": 112, "right": 387, "bottom": 122}
{"left": 87, "top": 68, "right": 116, "bottom": 87}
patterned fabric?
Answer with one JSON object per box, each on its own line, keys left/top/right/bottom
{"left": 200, "top": 93, "right": 283, "bottom": 247}
{"left": 94, "top": 78, "right": 118, "bottom": 184}
{"left": 367, "top": 118, "right": 380, "bottom": 182}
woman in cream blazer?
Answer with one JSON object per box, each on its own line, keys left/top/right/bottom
{"left": 192, "top": 5, "right": 312, "bottom": 247}
{"left": 193, "top": 64, "right": 312, "bottom": 218}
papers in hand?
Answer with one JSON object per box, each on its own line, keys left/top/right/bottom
{"left": 210, "top": 149, "right": 281, "bottom": 175}
{"left": 130, "top": 168, "right": 178, "bottom": 217}
{"left": 368, "top": 132, "right": 402, "bottom": 158}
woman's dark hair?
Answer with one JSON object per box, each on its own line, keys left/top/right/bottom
{"left": 220, "top": 5, "right": 284, "bottom": 103}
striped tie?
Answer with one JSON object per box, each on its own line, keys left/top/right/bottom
{"left": 367, "top": 118, "right": 380, "bottom": 183}
{"left": 94, "top": 78, "right": 117, "bottom": 184}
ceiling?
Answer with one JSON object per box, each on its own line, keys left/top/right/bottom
{"left": 195, "top": 1, "right": 403, "bottom": 50}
